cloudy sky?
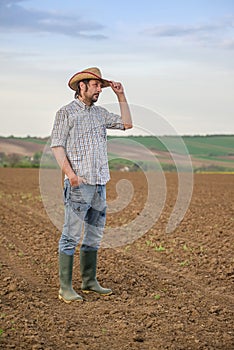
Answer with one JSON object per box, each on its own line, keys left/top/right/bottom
{"left": 0, "top": 0, "right": 233, "bottom": 136}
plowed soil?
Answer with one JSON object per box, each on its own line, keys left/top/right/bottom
{"left": 0, "top": 168, "right": 233, "bottom": 350}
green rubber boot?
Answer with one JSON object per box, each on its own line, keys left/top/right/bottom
{"left": 80, "top": 250, "right": 112, "bottom": 296}
{"left": 58, "top": 252, "right": 83, "bottom": 303}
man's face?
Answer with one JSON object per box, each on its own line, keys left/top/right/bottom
{"left": 82, "top": 79, "right": 103, "bottom": 103}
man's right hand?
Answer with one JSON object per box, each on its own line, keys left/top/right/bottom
{"left": 51, "top": 147, "right": 87, "bottom": 187}
{"left": 69, "top": 174, "right": 86, "bottom": 187}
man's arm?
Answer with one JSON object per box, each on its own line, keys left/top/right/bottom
{"left": 109, "top": 81, "right": 133, "bottom": 130}
{"left": 52, "top": 146, "right": 85, "bottom": 187}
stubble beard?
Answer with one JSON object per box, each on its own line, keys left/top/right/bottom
{"left": 91, "top": 93, "right": 99, "bottom": 103}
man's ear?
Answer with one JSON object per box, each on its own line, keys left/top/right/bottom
{"left": 79, "top": 81, "right": 85, "bottom": 91}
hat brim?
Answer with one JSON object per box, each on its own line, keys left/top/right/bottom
{"left": 68, "top": 72, "right": 110, "bottom": 91}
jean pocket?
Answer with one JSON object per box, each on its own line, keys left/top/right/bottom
{"left": 70, "top": 184, "right": 86, "bottom": 204}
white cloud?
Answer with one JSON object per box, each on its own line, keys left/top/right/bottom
{"left": 141, "top": 16, "right": 234, "bottom": 49}
{"left": 0, "top": 0, "right": 107, "bottom": 39}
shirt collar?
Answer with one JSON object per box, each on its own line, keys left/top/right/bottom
{"left": 74, "top": 98, "right": 94, "bottom": 110}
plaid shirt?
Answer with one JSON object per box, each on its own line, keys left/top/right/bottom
{"left": 51, "top": 99, "right": 125, "bottom": 185}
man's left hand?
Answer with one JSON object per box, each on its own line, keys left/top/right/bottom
{"left": 109, "top": 81, "right": 124, "bottom": 95}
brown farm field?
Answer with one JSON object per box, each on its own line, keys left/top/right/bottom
{"left": 0, "top": 168, "right": 233, "bottom": 350}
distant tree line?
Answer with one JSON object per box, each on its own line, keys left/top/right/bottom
{"left": 0, "top": 151, "right": 56, "bottom": 168}
{"left": 0, "top": 151, "right": 42, "bottom": 168}
{"left": 0, "top": 151, "right": 233, "bottom": 173}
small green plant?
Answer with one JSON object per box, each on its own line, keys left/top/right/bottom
{"left": 146, "top": 240, "right": 154, "bottom": 247}
{"left": 159, "top": 288, "right": 168, "bottom": 293}
{"left": 8, "top": 243, "right": 15, "bottom": 250}
{"left": 154, "top": 294, "right": 161, "bottom": 300}
{"left": 18, "top": 251, "right": 24, "bottom": 257}
{"left": 102, "top": 328, "right": 107, "bottom": 334}
{"left": 179, "top": 260, "right": 189, "bottom": 267}
{"left": 155, "top": 244, "right": 166, "bottom": 252}
{"left": 0, "top": 329, "right": 4, "bottom": 337}
{"left": 183, "top": 244, "right": 188, "bottom": 251}
{"left": 20, "top": 192, "right": 32, "bottom": 200}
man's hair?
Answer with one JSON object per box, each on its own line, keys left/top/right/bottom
{"left": 74, "top": 79, "right": 90, "bottom": 98}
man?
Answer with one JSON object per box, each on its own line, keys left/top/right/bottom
{"left": 51, "top": 67, "right": 132, "bottom": 303}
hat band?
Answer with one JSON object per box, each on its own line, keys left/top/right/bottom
{"left": 77, "top": 71, "right": 110, "bottom": 82}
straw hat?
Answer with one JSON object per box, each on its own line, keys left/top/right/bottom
{"left": 68, "top": 67, "right": 110, "bottom": 91}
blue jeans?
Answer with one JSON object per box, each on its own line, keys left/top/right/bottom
{"left": 59, "top": 179, "right": 106, "bottom": 255}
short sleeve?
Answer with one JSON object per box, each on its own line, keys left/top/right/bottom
{"left": 50, "top": 108, "right": 70, "bottom": 148}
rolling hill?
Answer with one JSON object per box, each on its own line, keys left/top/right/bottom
{"left": 0, "top": 135, "right": 233, "bottom": 172}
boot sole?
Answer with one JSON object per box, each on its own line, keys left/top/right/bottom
{"left": 58, "top": 294, "right": 83, "bottom": 303}
{"left": 82, "top": 290, "right": 113, "bottom": 296}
